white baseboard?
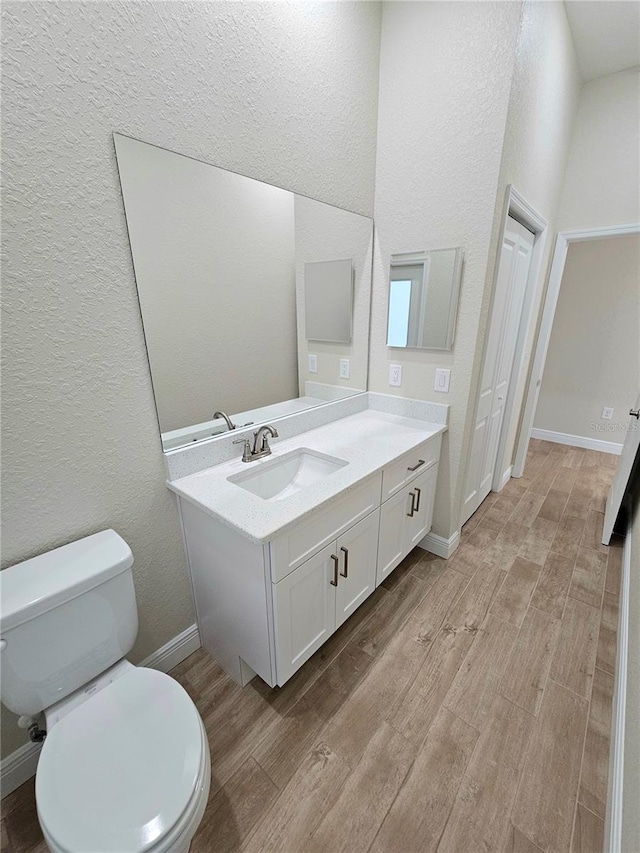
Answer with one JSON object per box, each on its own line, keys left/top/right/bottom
{"left": 138, "top": 622, "right": 201, "bottom": 673}
{"left": 499, "top": 466, "right": 513, "bottom": 490}
{"left": 0, "top": 623, "right": 201, "bottom": 799}
{"left": 530, "top": 428, "right": 622, "bottom": 455}
{"left": 419, "top": 529, "right": 460, "bottom": 559}
{"left": 606, "top": 512, "right": 632, "bottom": 852}
{"left": 0, "top": 742, "right": 42, "bottom": 800}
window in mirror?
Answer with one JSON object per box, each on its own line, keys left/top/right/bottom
{"left": 386, "top": 248, "right": 463, "bottom": 351}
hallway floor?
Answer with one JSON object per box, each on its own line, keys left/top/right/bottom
{"left": 1, "top": 440, "right": 622, "bottom": 853}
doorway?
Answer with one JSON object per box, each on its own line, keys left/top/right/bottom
{"left": 513, "top": 223, "right": 640, "bottom": 477}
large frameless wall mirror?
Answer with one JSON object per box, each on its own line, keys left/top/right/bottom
{"left": 113, "top": 134, "right": 373, "bottom": 451}
{"left": 387, "top": 247, "right": 464, "bottom": 350}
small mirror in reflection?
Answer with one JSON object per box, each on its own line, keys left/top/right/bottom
{"left": 387, "top": 247, "right": 463, "bottom": 351}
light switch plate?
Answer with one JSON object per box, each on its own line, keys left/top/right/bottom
{"left": 389, "top": 364, "right": 402, "bottom": 387}
{"left": 308, "top": 354, "right": 318, "bottom": 374}
{"left": 434, "top": 368, "right": 451, "bottom": 393}
{"left": 602, "top": 406, "right": 614, "bottom": 420}
{"left": 339, "top": 358, "right": 350, "bottom": 379}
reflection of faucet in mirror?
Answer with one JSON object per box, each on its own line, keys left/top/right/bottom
{"left": 213, "top": 411, "right": 237, "bottom": 431}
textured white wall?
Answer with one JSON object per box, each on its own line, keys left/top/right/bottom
{"left": 370, "top": 0, "right": 522, "bottom": 537}
{"left": 1, "top": 0, "right": 381, "bottom": 758}
{"left": 114, "top": 134, "right": 297, "bottom": 433}
{"left": 557, "top": 68, "right": 640, "bottom": 231}
{"left": 534, "top": 235, "right": 640, "bottom": 441}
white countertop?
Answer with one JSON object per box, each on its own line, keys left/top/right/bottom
{"left": 167, "top": 410, "right": 446, "bottom": 544}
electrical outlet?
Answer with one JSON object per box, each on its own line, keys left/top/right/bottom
{"left": 434, "top": 368, "right": 451, "bottom": 393}
{"left": 308, "top": 354, "right": 318, "bottom": 374}
{"left": 602, "top": 407, "right": 614, "bottom": 420}
{"left": 389, "top": 364, "right": 403, "bottom": 387}
{"left": 339, "top": 358, "right": 350, "bottom": 380}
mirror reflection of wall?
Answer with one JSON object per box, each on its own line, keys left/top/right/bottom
{"left": 113, "top": 134, "right": 373, "bottom": 451}
{"left": 295, "top": 195, "right": 373, "bottom": 397}
{"left": 387, "top": 248, "right": 464, "bottom": 351}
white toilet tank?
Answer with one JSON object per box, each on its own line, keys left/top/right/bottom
{"left": 0, "top": 530, "right": 138, "bottom": 717}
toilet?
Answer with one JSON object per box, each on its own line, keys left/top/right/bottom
{"left": 0, "top": 530, "right": 211, "bottom": 853}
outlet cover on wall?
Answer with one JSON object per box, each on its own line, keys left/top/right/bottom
{"left": 434, "top": 368, "right": 451, "bottom": 393}
{"left": 389, "top": 364, "right": 402, "bottom": 387}
{"left": 602, "top": 406, "right": 614, "bottom": 420}
{"left": 308, "top": 354, "right": 318, "bottom": 374}
{"left": 339, "top": 358, "right": 350, "bottom": 380}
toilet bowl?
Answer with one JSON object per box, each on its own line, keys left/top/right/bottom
{"left": 0, "top": 530, "right": 211, "bottom": 852}
{"left": 36, "top": 665, "right": 211, "bottom": 853}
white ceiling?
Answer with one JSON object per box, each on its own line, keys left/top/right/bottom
{"left": 564, "top": 0, "right": 640, "bottom": 81}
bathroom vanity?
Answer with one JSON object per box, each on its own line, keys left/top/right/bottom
{"left": 168, "top": 410, "right": 445, "bottom": 688}
{"left": 114, "top": 134, "right": 450, "bottom": 690}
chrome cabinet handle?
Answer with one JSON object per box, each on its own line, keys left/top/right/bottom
{"left": 330, "top": 555, "right": 339, "bottom": 586}
{"left": 414, "top": 487, "right": 421, "bottom": 512}
{"left": 340, "top": 547, "right": 349, "bottom": 577}
{"left": 407, "top": 491, "right": 417, "bottom": 517}
{"left": 407, "top": 459, "right": 426, "bottom": 472}
{"left": 630, "top": 409, "right": 640, "bottom": 419}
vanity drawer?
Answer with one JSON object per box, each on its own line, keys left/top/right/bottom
{"left": 381, "top": 434, "right": 441, "bottom": 502}
{"left": 269, "top": 472, "right": 383, "bottom": 582}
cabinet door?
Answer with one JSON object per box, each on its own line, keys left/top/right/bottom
{"left": 406, "top": 465, "right": 437, "bottom": 549}
{"left": 273, "top": 542, "right": 337, "bottom": 684}
{"left": 377, "top": 486, "right": 416, "bottom": 586}
{"left": 335, "top": 509, "right": 380, "bottom": 628}
{"left": 377, "top": 465, "right": 438, "bottom": 586}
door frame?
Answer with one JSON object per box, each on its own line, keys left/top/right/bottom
{"left": 491, "top": 187, "right": 548, "bottom": 490}
{"left": 460, "top": 185, "right": 547, "bottom": 526}
{"left": 512, "top": 221, "right": 640, "bottom": 478}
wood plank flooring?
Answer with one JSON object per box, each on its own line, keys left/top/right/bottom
{"left": 1, "top": 440, "right": 622, "bottom": 853}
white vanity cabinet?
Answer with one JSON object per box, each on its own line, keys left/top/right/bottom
{"left": 176, "top": 431, "right": 442, "bottom": 690}
{"left": 273, "top": 508, "right": 380, "bottom": 683}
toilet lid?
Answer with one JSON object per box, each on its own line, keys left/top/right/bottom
{"left": 36, "top": 667, "right": 205, "bottom": 853}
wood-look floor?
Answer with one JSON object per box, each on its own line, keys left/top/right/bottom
{"left": 1, "top": 440, "right": 622, "bottom": 853}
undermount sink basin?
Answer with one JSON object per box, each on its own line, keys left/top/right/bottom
{"left": 228, "top": 448, "right": 348, "bottom": 501}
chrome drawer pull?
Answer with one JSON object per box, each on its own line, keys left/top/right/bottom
{"left": 407, "top": 491, "right": 417, "bottom": 517}
{"left": 414, "top": 487, "right": 421, "bottom": 512}
{"left": 330, "top": 555, "right": 339, "bottom": 586}
{"left": 340, "top": 546, "right": 349, "bottom": 578}
{"left": 407, "top": 459, "right": 425, "bottom": 472}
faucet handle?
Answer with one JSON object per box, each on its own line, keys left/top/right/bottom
{"left": 255, "top": 426, "right": 279, "bottom": 452}
{"left": 232, "top": 437, "right": 252, "bottom": 462}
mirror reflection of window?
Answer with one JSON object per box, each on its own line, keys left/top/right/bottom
{"left": 389, "top": 262, "right": 429, "bottom": 348}
{"left": 387, "top": 279, "right": 411, "bottom": 347}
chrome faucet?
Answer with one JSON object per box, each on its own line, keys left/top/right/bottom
{"left": 233, "top": 425, "right": 279, "bottom": 462}
{"left": 213, "top": 411, "right": 236, "bottom": 431}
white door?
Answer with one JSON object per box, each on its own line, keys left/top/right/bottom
{"left": 335, "top": 509, "right": 380, "bottom": 627}
{"left": 273, "top": 542, "right": 337, "bottom": 684}
{"left": 462, "top": 217, "right": 535, "bottom": 524}
{"left": 603, "top": 390, "right": 640, "bottom": 544}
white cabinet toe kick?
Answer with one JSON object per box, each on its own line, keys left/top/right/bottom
{"left": 177, "top": 433, "right": 442, "bottom": 688}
